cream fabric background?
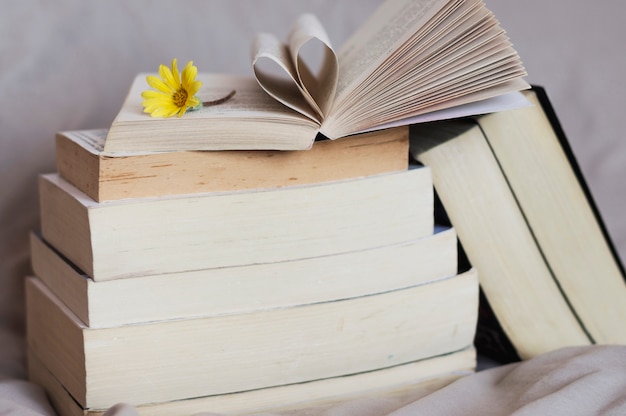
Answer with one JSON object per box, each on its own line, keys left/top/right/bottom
{"left": 0, "top": 0, "right": 624, "bottom": 398}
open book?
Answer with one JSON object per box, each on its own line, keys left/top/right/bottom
{"left": 104, "top": 0, "right": 529, "bottom": 154}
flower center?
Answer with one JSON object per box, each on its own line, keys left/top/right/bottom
{"left": 172, "top": 89, "right": 188, "bottom": 108}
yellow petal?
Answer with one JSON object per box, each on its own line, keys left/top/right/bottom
{"left": 146, "top": 75, "right": 174, "bottom": 93}
{"left": 148, "top": 109, "right": 166, "bottom": 118}
{"left": 142, "top": 100, "right": 173, "bottom": 112}
{"left": 144, "top": 106, "right": 165, "bottom": 117}
{"left": 187, "top": 80, "right": 202, "bottom": 97}
{"left": 176, "top": 106, "right": 189, "bottom": 117}
{"left": 159, "top": 62, "right": 179, "bottom": 91}
{"left": 187, "top": 96, "right": 200, "bottom": 108}
{"left": 171, "top": 58, "right": 181, "bottom": 89}
{"left": 181, "top": 61, "right": 198, "bottom": 89}
{"left": 151, "top": 105, "right": 178, "bottom": 118}
{"left": 166, "top": 105, "right": 182, "bottom": 117}
{"left": 142, "top": 96, "right": 179, "bottom": 115}
{"left": 141, "top": 90, "right": 171, "bottom": 100}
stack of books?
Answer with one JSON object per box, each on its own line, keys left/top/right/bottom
{"left": 26, "top": 125, "right": 479, "bottom": 416}
{"left": 24, "top": 0, "right": 541, "bottom": 413}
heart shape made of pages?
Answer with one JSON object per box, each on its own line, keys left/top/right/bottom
{"left": 251, "top": 14, "right": 338, "bottom": 124}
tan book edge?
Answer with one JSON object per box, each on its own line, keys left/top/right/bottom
{"left": 476, "top": 90, "right": 626, "bottom": 344}
{"left": 56, "top": 127, "right": 409, "bottom": 202}
{"left": 26, "top": 270, "right": 478, "bottom": 409}
{"left": 28, "top": 347, "right": 475, "bottom": 416}
{"left": 30, "top": 226, "right": 457, "bottom": 328}
{"left": 39, "top": 167, "right": 433, "bottom": 281}
{"left": 411, "top": 121, "right": 590, "bottom": 359}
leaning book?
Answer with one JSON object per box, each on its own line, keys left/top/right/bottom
{"left": 411, "top": 87, "right": 626, "bottom": 358}
{"left": 474, "top": 87, "right": 626, "bottom": 346}
{"left": 103, "top": 0, "right": 529, "bottom": 154}
{"left": 410, "top": 118, "right": 590, "bottom": 359}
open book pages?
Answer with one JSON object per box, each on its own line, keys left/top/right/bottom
{"left": 104, "top": 0, "right": 529, "bottom": 154}
{"left": 252, "top": 0, "right": 529, "bottom": 135}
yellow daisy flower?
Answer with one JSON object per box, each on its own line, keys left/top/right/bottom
{"left": 141, "top": 59, "right": 202, "bottom": 118}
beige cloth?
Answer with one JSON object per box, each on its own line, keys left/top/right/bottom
{"left": 0, "top": 379, "right": 55, "bottom": 416}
